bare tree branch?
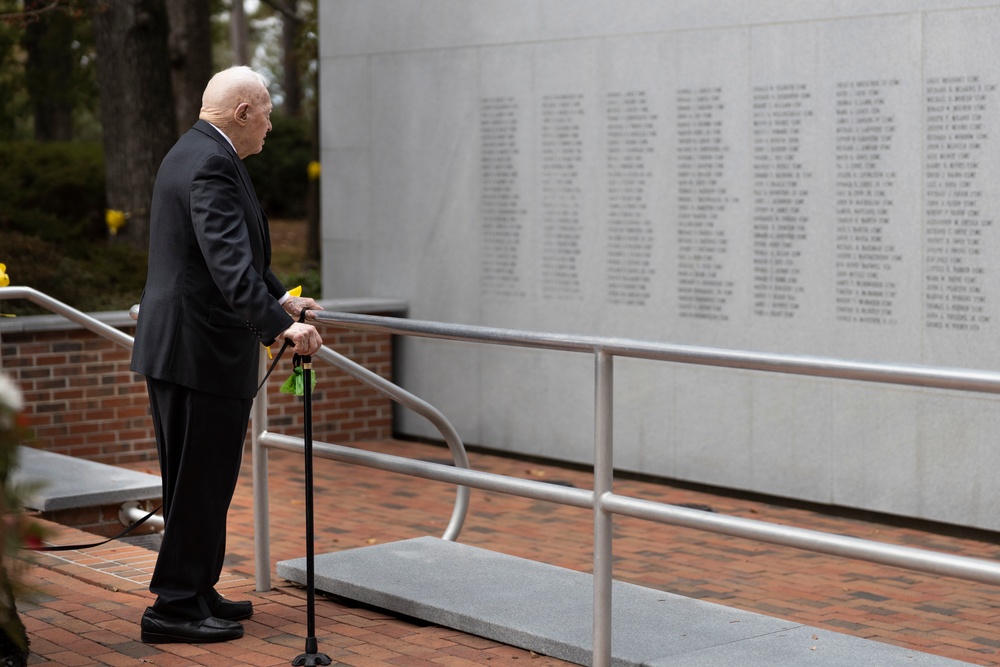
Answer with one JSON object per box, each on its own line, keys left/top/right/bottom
{"left": 0, "top": 0, "right": 98, "bottom": 26}
{"left": 258, "top": 0, "right": 297, "bottom": 21}
{"left": 0, "top": 1, "right": 60, "bottom": 23}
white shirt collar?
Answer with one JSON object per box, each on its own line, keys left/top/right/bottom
{"left": 206, "top": 121, "right": 236, "bottom": 153}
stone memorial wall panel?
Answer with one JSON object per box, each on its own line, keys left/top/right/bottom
{"left": 670, "top": 366, "right": 753, "bottom": 489}
{"left": 476, "top": 42, "right": 606, "bottom": 453}
{"left": 662, "top": 28, "right": 753, "bottom": 350}
{"left": 479, "top": 46, "right": 536, "bottom": 319}
{"left": 739, "top": 16, "right": 926, "bottom": 508}
{"left": 531, "top": 41, "right": 605, "bottom": 333}
{"left": 368, "top": 50, "right": 485, "bottom": 433}
{"left": 610, "top": 357, "right": 677, "bottom": 475}
{"left": 598, "top": 37, "right": 677, "bottom": 467}
{"left": 923, "top": 8, "right": 1000, "bottom": 369}
{"left": 368, "top": 50, "right": 480, "bottom": 307}
{"left": 747, "top": 375, "right": 834, "bottom": 504}
{"left": 746, "top": 23, "right": 826, "bottom": 352}
{"left": 320, "top": 1, "right": 1000, "bottom": 58}
{"left": 831, "top": 386, "right": 921, "bottom": 517}
{"left": 912, "top": 391, "right": 1000, "bottom": 527}
{"left": 323, "top": 148, "right": 373, "bottom": 296}
{"left": 819, "top": 15, "right": 924, "bottom": 363}
{"left": 322, "top": 57, "right": 372, "bottom": 296}
{"left": 601, "top": 36, "right": 669, "bottom": 331}
{"left": 321, "top": 56, "right": 371, "bottom": 149}
{"left": 321, "top": 1, "right": 1000, "bottom": 530}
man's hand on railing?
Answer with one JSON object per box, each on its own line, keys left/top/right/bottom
{"left": 282, "top": 295, "right": 323, "bottom": 321}
{"left": 278, "top": 322, "right": 323, "bottom": 356}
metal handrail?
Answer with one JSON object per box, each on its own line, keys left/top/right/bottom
{"left": 308, "top": 310, "right": 1000, "bottom": 393}
{"left": 313, "top": 343, "right": 471, "bottom": 541}
{"left": 250, "top": 336, "right": 474, "bottom": 592}
{"left": 111, "top": 302, "right": 471, "bottom": 594}
{"left": 1, "top": 287, "right": 135, "bottom": 350}
{"left": 299, "top": 309, "right": 1000, "bottom": 667}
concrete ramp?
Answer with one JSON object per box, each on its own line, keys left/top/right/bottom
{"left": 277, "top": 536, "right": 971, "bottom": 667}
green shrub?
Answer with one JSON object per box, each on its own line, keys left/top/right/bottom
{"left": 0, "top": 142, "right": 105, "bottom": 243}
{"left": 0, "top": 141, "right": 144, "bottom": 315}
{"left": 0, "top": 231, "right": 146, "bottom": 316}
{"left": 0, "top": 135, "right": 316, "bottom": 317}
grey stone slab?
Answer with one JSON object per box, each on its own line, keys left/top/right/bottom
{"left": 277, "top": 536, "right": 971, "bottom": 667}
{"left": 645, "top": 624, "right": 962, "bottom": 667}
{"left": 12, "top": 446, "right": 161, "bottom": 511}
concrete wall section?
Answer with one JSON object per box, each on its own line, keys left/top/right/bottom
{"left": 318, "top": 2, "right": 1000, "bottom": 530}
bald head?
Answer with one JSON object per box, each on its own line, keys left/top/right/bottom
{"left": 199, "top": 66, "right": 273, "bottom": 159}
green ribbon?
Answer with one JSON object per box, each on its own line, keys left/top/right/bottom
{"left": 279, "top": 365, "right": 317, "bottom": 396}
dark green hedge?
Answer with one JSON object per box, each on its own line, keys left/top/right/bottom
{"left": 243, "top": 113, "right": 313, "bottom": 219}
{"left": 0, "top": 121, "right": 315, "bottom": 316}
{"left": 0, "top": 141, "right": 139, "bottom": 315}
{"left": 0, "top": 141, "right": 106, "bottom": 244}
{"left": 1, "top": 230, "right": 146, "bottom": 315}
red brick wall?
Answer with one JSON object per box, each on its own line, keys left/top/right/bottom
{"left": 0, "top": 322, "right": 394, "bottom": 466}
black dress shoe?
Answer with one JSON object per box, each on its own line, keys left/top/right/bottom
{"left": 140, "top": 607, "right": 244, "bottom": 644}
{"left": 209, "top": 596, "right": 253, "bottom": 621}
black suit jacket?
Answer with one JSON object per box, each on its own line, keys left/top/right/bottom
{"left": 130, "top": 120, "right": 293, "bottom": 398}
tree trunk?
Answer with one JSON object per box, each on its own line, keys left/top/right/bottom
{"left": 22, "top": 2, "right": 75, "bottom": 141}
{"left": 165, "top": 0, "right": 213, "bottom": 136}
{"left": 306, "top": 108, "right": 320, "bottom": 264}
{"left": 230, "top": 0, "right": 249, "bottom": 65}
{"left": 92, "top": 0, "right": 177, "bottom": 250}
{"left": 281, "top": 10, "right": 301, "bottom": 118}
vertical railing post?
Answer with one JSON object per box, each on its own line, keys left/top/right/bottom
{"left": 592, "top": 349, "right": 613, "bottom": 667}
{"left": 252, "top": 354, "right": 272, "bottom": 592}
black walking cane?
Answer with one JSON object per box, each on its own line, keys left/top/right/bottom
{"left": 290, "top": 316, "right": 331, "bottom": 666}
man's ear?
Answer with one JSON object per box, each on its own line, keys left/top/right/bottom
{"left": 234, "top": 102, "right": 250, "bottom": 126}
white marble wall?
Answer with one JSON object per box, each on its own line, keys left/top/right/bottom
{"left": 319, "top": 1, "right": 1000, "bottom": 531}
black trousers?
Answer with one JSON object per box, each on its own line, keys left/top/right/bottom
{"left": 145, "top": 377, "right": 252, "bottom": 620}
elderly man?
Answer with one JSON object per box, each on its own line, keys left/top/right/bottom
{"left": 130, "top": 66, "right": 323, "bottom": 644}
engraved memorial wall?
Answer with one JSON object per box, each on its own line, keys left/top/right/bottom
{"left": 319, "top": 1, "right": 1000, "bottom": 531}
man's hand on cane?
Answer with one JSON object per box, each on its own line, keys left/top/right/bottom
{"left": 279, "top": 322, "right": 323, "bottom": 356}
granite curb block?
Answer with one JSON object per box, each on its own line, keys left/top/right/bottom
{"left": 13, "top": 446, "right": 162, "bottom": 512}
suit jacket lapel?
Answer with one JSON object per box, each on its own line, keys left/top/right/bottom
{"left": 234, "top": 157, "right": 265, "bottom": 229}
{"left": 236, "top": 157, "right": 272, "bottom": 265}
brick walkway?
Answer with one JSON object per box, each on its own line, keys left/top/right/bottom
{"left": 17, "top": 438, "right": 1000, "bottom": 666}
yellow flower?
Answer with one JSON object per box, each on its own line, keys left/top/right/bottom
{"left": 0, "top": 264, "right": 8, "bottom": 288}
{"left": 105, "top": 209, "right": 127, "bottom": 235}
{"left": 307, "top": 161, "right": 321, "bottom": 181}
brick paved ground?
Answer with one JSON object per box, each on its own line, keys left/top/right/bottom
{"left": 16, "top": 438, "right": 1000, "bottom": 665}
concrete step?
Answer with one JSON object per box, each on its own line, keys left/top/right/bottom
{"left": 13, "top": 446, "right": 161, "bottom": 512}
{"left": 277, "top": 536, "right": 972, "bottom": 667}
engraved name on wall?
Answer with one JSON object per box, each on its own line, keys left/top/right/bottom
{"left": 476, "top": 45, "right": 1000, "bottom": 345}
